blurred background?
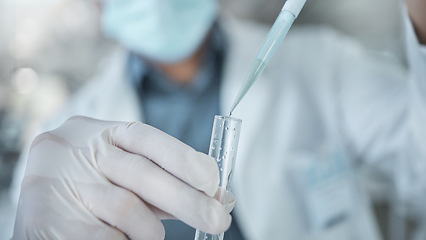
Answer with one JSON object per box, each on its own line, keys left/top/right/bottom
{"left": 0, "top": 0, "right": 405, "bottom": 238}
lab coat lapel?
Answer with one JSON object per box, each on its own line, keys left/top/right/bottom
{"left": 96, "top": 49, "right": 142, "bottom": 122}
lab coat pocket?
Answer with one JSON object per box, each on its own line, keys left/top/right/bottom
{"left": 287, "top": 144, "right": 359, "bottom": 237}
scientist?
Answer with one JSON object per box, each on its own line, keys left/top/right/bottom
{"left": 11, "top": 0, "right": 426, "bottom": 239}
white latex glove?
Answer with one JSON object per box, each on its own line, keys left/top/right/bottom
{"left": 13, "top": 116, "right": 232, "bottom": 239}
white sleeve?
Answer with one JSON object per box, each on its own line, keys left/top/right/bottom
{"left": 337, "top": 6, "right": 426, "bottom": 215}
{"left": 405, "top": 5, "right": 426, "bottom": 153}
{"left": 403, "top": 4, "right": 426, "bottom": 213}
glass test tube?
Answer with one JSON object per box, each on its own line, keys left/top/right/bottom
{"left": 194, "top": 115, "right": 242, "bottom": 240}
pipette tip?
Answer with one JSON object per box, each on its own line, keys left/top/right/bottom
{"left": 229, "top": 102, "right": 238, "bottom": 117}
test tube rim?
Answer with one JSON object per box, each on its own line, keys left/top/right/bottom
{"left": 215, "top": 115, "right": 242, "bottom": 123}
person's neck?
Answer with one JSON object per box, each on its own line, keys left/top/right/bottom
{"left": 157, "top": 44, "right": 206, "bottom": 85}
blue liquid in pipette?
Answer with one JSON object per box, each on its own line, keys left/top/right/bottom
{"left": 228, "top": 10, "right": 296, "bottom": 116}
{"left": 229, "top": 58, "right": 266, "bottom": 116}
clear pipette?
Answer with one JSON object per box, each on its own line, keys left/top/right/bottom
{"left": 229, "top": 0, "right": 307, "bottom": 116}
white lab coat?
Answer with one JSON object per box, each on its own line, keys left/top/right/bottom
{"left": 8, "top": 13, "right": 426, "bottom": 240}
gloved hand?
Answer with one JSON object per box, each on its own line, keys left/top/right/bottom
{"left": 13, "top": 116, "right": 232, "bottom": 239}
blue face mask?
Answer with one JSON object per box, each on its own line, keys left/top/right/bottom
{"left": 101, "top": 0, "right": 218, "bottom": 63}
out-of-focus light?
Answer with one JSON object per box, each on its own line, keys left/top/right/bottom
{"left": 10, "top": 18, "right": 44, "bottom": 60}
{"left": 3, "top": 0, "right": 64, "bottom": 7}
{"left": 11, "top": 68, "right": 39, "bottom": 94}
